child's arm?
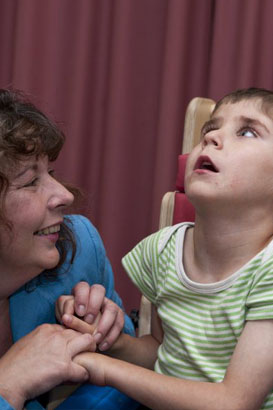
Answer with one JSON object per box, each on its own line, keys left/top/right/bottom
{"left": 103, "top": 304, "right": 163, "bottom": 368}
{"left": 62, "top": 304, "right": 161, "bottom": 368}
{"left": 74, "top": 311, "right": 273, "bottom": 410}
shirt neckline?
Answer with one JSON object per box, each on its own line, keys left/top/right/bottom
{"left": 175, "top": 224, "right": 266, "bottom": 294}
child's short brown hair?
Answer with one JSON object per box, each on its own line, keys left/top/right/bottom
{"left": 213, "top": 87, "right": 273, "bottom": 117}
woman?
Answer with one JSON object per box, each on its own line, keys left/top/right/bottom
{"left": 0, "top": 89, "right": 135, "bottom": 409}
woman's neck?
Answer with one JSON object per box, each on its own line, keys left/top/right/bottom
{"left": 0, "top": 298, "right": 13, "bottom": 357}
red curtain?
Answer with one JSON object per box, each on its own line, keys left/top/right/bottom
{"left": 1, "top": 0, "right": 273, "bottom": 312}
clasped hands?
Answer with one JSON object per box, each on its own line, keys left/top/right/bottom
{"left": 55, "top": 281, "right": 124, "bottom": 352}
{"left": 0, "top": 283, "right": 117, "bottom": 407}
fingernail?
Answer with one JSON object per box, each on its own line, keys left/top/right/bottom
{"left": 94, "top": 333, "right": 102, "bottom": 343}
{"left": 99, "top": 342, "right": 108, "bottom": 351}
{"left": 77, "top": 304, "right": 85, "bottom": 316}
{"left": 85, "top": 314, "right": 94, "bottom": 324}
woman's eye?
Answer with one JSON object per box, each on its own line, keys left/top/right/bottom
{"left": 23, "top": 178, "right": 38, "bottom": 188}
{"left": 240, "top": 128, "right": 257, "bottom": 138}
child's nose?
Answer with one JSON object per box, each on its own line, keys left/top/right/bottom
{"left": 48, "top": 180, "right": 74, "bottom": 210}
{"left": 202, "top": 131, "right": 222, "bottom": 149}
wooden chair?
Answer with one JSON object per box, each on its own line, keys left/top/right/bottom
{"left": 138, "top": 97, "right": 216, "bottom": 337}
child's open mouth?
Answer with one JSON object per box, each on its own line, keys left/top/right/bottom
{"left": 194, "top": 156, "right": 219, "bottom": 173}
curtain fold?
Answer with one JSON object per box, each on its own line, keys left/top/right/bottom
{"left": 0, "top": 0, "right": 272, "bottom": 312}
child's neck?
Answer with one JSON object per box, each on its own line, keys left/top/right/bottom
{"left": 184, "top": 208, "right": 273, "bottom": 284}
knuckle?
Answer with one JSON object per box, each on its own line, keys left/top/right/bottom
{"left": 73, "top": 281, "right": 89, "bottom": 296}
{"left": 117, "top": 314, "right": 124, "bottom": 327}
{"left": 63, "top": 328, "right": 76, "bottom": 337}
{"left": 91, "top": 284, "right": 105, "bottom": 294}
{"left": 74, "top": 280, "right": 88, "bottom": 290}
{"left": 39, "top": 323, "right": 53, "bottom": 332}
{"left": 109, "top": 307, "right": 118, "bottom": 316}
{"left": 106, "top": 302, "right": 120, "bottom": 315}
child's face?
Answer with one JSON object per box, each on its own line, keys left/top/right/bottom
{"left": 185, "top": 98, "right": 273, "bottom": 210}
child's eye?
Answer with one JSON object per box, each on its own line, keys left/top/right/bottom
{"left": 239, "top": 127, "right": 257, "bottom": 138}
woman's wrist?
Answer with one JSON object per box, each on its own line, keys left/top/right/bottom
{"left": 0, "top": 383, "right": 25, "bottom": 410}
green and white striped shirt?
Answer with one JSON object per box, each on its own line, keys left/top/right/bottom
{"left": 122, "top": 223, "right": 273, "bottom": 409}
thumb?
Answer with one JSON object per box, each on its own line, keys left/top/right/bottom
{"left": 73, "top": 352, "right": 92, "bottom": 366}
{"left": 69, "top": 361, "right": 90, "bottom": 383}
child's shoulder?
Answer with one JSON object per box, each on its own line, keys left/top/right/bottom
{"left": 151, "top": 222, "right": 194, "bottom": 254}
{"left": 260, "top": 237, "right": 273, "bottom": 265}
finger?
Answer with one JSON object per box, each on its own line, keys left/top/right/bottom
{"left": 64, "top": 298, "right": 75, "bottom": 315}
{"left": 98, "top": 309, "right": 124, "bottom": 351}
{"left": 55, "top": 296, "right": 74, "bottom": 322}
{"left": 68, "top": 333, "right": 96, "bottom": 357}
{"left": 69, "top": 352, "right": 95, "bottom": 383}
{"left": 55, "top": 296, "right": 65, "bottom": 322}
{"left": 93, "top": 298, "right": 122, "bottom": 344}
{"left": 73, "top": 282, "right": 91, "bottom": 317}
{"left": 69, "top": 362, "right": 90, "bottom": 383}
{"left": 84, "top": 285, "right": 106, "bottom": 324}
{"left": 73, "top": 352, "right": 94, "bottom": 372}
{"left": 62, "top": 314, "right": 97, "bottom": 335}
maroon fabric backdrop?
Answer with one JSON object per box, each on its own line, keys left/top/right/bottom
{"left": 0, "top": 0, "right": 273, "bottom": 313}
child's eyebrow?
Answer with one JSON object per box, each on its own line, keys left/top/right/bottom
{"left": 239, "top": 116, "right": 269, "bottom": 133}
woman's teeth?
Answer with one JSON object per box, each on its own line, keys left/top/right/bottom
{"left": 35, "top": 225, "right": 60, "bottom": 236}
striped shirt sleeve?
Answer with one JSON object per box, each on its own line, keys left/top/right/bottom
{"left": 246, "top": 257, "right": 273, "bottom": 320}
{"left": 122, "top": 230, "right": 164, "bottom": 305}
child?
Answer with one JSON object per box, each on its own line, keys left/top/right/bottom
{"left": 70, "top": 88, "right": 273, "bottom": 409}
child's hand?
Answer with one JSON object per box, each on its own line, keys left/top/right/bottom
{"left": 56, "top": 282, "right": 125, "bottom": 351}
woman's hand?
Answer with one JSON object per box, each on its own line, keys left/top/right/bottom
{"left": 56, "top": 282, "right": 124, "bottom": 351}
{"left": 73, "top": 352, "right": 110, "bottom": 386}
{"left": 0, "top": 323, "right": 95, "bottom": 409}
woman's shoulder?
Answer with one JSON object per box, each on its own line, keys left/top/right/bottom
{"left": 65, "top": 214, "right": 95, "bottom": 231}
{"left": 65, "top": 214, "right": 101, "bottom": 242}
{"left": 64, "top": 214, "right": 105, "bottom": 260}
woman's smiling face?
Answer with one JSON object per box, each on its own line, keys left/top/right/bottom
{"left": 0, "top": 155, "right": 74, "bottom": 287}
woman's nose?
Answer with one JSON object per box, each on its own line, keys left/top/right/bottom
{"left": 48, "top": 179, "right": 74, "bottom": 210}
